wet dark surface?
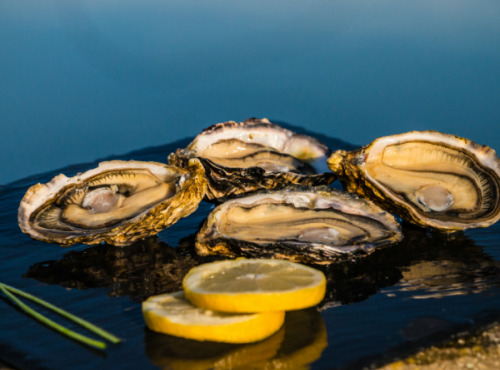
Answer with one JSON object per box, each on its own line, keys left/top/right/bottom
{"left": 1, "top": 129, "right": 500, "bottom": 369}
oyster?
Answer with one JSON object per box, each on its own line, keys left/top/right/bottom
{"left": 168, "top": 118, "right": 335, "bottom": 200}
{"left": 327, "top": 131, "right": 500, "bottom": 231}
{"left": 18, "top": 159, "right": 207, "bottom": 246}
{"left": 195, "top": 189, "right": 402, "bottom": 264}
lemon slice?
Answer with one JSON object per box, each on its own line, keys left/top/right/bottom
{"left": 183, "top": 259, "right": 326, "bottom": 313}
{"left": 142, "top": 291, "right": 285, "bottom": 343}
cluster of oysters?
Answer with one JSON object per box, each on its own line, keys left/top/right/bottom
{"left": 18, "top": 118, "right": 500, "bottom": 265}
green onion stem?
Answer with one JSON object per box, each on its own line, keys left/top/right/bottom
{"left": 0, "top": 284, "right": 107, "bottom": 350}
{"left": 0, "top": 282, "right": 121, "bottom": 344}
{"left": 0, "top": 282, "right": 123, "bottom": 350}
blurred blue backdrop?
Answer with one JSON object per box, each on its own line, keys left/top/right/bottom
{"left": 1, "top": 0, "right": 500, "bottom": 184}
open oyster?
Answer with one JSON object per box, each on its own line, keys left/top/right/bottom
{"left": 18, "top": 159, "right": 207, "bottom": 246}
{"left": 195, "top": 189, "right": 402, "bottom": 264}
{"left": 168, "top": 118, "right": 335, "bottom": 200}
{"left": 328, "top": 131, "right": 500, "bottom": 231}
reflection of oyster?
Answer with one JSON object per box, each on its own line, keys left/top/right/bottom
{"left": 321, "top": 226, "right": 500, "bottom": 308}
{"left": 18, "top": 159, "right": 207, "bottom": 246}
{"left": 328, "top": 131, "right": 500, "bottom": 231}
{"left": 23, "top": 237, "right": 203, "bottom": 301}
{"left": 169, "top": 118, "right": 335, "bottom": 200}
{"left": 395, "top": 231, "right": 500, "bottom": 299}
{"left": 195, "top": 189, "right": 403, "bottom": 264}
{"left": 399, "top": 260, "right": 477, "bottom": 299}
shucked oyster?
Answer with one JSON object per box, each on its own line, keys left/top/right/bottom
{"left": 18, "top": 159, "right": 207, "bottom": 246}
{"left": 328, "top": 131, "right": 500, "bottom": 231}
{"left": 168, "top": 118, "right": 335, "bottom": 200}
{"left": 195, "top": 189, "right": 402, "bottom": 264}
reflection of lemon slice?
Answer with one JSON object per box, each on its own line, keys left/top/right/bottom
{"left": 142, "top": 291, "right": 285, "bottom": 343}
{"left": 183, "top": 259, "right": 326, "bottom": 313}
{"left": 145, "top": 325, "right": 286, "bottom": 370}
{"left": 264, "top": 309, "right": 328, "bottom": 369}
{"left": 144, "top": 309, "right": 328, "bottom": 370}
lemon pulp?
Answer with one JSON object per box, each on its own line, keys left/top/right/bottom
{"left": 183, "top": 259, "right": 326, "bottom": 313}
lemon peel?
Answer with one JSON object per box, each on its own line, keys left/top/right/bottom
{"left": 183, "top": 259, "right": 326, "bottom": 313}
{"left": 142, "top": 291, "right": 285, "bottom": 343}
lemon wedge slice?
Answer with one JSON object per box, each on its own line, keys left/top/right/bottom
{"left": 183, "top": 259, "right": 326, "bottom": 313}
{"left": 142, "top": 291, "right": 285, "bottom": 343}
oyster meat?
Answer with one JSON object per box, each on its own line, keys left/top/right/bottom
{"left": 168, "top": 118, "right": 335, "bottom": 200}
{"left": 328, "top": 131, "right": 500, "bottom": 231}
{"left": 195, "top": 189, "right": 402, "bottom": 264}
{"left": 18, "top": 159, "right": 207, "bottom": 246}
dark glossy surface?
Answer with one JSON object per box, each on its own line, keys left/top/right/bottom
{"left": 1, "top": 131, "right": 500, "bottom": 369}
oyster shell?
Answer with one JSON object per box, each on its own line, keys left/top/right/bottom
{"left": 168, "top": 118, "right": 335, "bottom": 200}
{"left": 195, "top": 189, "right": 402, "bottom": 264}
{"left": 18, "top": 159, "right": 207, "bottom": 246}
{"left": 327, "top": 131, "right": 500, "bottom": 231}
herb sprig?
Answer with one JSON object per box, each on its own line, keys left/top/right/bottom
{"left": 0, "top": 282, "right": 121, "bottom": 350}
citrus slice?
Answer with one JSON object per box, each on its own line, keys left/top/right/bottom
{"left": 142, "top": 291, "right": 285, "bottom": 343}
{"left": 183, "top": 259, "right": 326, "bottom": 313}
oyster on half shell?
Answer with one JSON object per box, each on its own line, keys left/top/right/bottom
{"left": 168, "top": 118, "right": 335, "bottom": 200}
{"left": 195, "top": 189, "right": 402, "bottom": 264}
{"left": 328, "top": 131, "right": 500, "bottom": 231}
{"left": 18, "top": 159, "right": 207, "bottom": 246}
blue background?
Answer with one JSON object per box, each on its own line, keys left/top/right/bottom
{"left": 2, "top": 0, "right": 500, "bottom": 184}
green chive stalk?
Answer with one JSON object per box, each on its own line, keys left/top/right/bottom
{"left": 0, "top": 282, "right": 121, "bottom": 350}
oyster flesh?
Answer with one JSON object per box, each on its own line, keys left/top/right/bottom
{"left": 327, "top": 131, "right": 500, "bottom": 231}
{"left": 195, "top": 189, "right": 402, "bottom": 264}
{"left": 168, "top": 118, "right": 335, "bottom": 200}
{"left": 18, "top": 159, "right": 207, "bottom": 246}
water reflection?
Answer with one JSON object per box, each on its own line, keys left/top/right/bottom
{"left": 393, "top": 227, "right": 500, "bottom": 299}
{"left": 23, "top": 236, "right": 214, "bottom": 301}
{"left": 24, "top": 225, "right": 500, "bottom": 307}
{"left": 320, "top": 226, "right": 500, "bottom": 308}
{"left": 144, "top": 308, "right": 327, "bottom": 369}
